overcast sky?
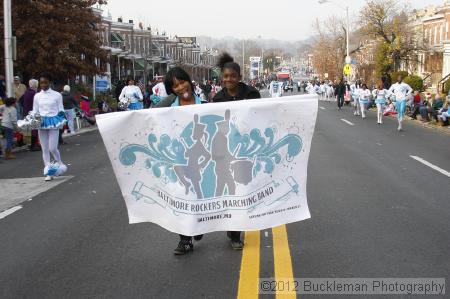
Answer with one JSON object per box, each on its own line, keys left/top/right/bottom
{"left": 102, "top": 0, "right": 444, "bottom": 41}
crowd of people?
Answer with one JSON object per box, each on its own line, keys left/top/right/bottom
{"left": 0, "top": 74, "right": 91, "bottom": 168}
{"left": 114, "top": 76, "right": 225, "bottom": 111}
{"left": 106, "top": 52, "right": 263, "bottom": 255}
{"left": 0, "top": 52, "right": 260, "bottom": 234}
{"left": 2, "top": 59, "right": 449, "bottom": 258}
{"left": 0, "top": 73, "right": 71, "bottom": 182}
{"left": 302, "top": 75, "right": 450, "bottom": 131}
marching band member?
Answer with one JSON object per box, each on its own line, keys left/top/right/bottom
{"left": 213, "top": 52, "right": 261, "bottom": 250}
{"left": 213, "top": 53, "right": 260, "bottom": 102}
{"left": 358, "top": 84, "right": 371, "bottom": 119}
{"left": 119, "top": 78, "right": 144, "bottom": 110}
{"left": 372, "top": 82, "right": 389, "bottom": 124}
{"left": 268, "top": 79, "right": 283, "bottom": 98}
{"left": 350, "top": 80, "right": 361, "bottom": 116}
{"left": 388, "top": 75, "right": 412, "bottom": 131}
{"left": 31, "top": 73, "right": 67, "bottom": 181}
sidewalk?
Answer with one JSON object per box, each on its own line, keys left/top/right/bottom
{"left": 10, "top": 126, "right": 98, "bottom": 154}
{"left": 367, "top": 107, "right": 450, "bottom": 135}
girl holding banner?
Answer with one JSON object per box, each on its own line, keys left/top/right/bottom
{"left": 213, "top": 52, "right": 261, "bottom": 250}
{"left": 156, "top": 55, "right": 261, "bottom": 254}
{"left": 155, "top": 67, "right": 205, "bottom": 255}
{"left": 213, "top": 53, "right": 260, "bottom": 102}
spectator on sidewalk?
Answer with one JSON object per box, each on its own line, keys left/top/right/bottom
{"left": 437, "top": 97, "right": 450, "bottom": 123}
{"left": 61, "top": 85, "right": 78, "bottom": 134}
{"left": 14, "top": 76, "right": 27, "bottom": 120}
{"left": 0, "top": 75, "right": 6, "bottom": 100}
{"left": 115, "top": 80, "right": 126, "bottom": 110}
{"left": 419, "top": 94, "right": 443, "bottom": 122}
{"left": 409, "top": 90, "right": 423, "bottom": 120}
{"left": 383, "top": 99, "right": 398, "bottom": 116}
{"left": 20, "top": 79, "right": 41, "bottom": 151}
{"left": 202, "top": 80, "right": 212, "bottom": 101}
{"left": 0, "top": 97, "right": 18, "bottom": 160}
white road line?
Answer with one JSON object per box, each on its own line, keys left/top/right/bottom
{"left": 319, "top": 106, "right": 326, "bottom": 110}
{"left": 410, "top": 155, "right": 450, "bottom": 178}
{"left": 341, "top": 119, "right": 355, "bottom": 126}
{"left": 0, "top": 205, "right": 23, "bottom": 220}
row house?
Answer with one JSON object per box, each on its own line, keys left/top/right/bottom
{"left": 93, "top": 8, "right": 218, "bottom": 87}
{"left": 353, "top": 40, "right": 376, "bottom": 85}
{"left": 406, "top": 1, "right": 450, "bottom": 92}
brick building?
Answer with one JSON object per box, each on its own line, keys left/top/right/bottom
{"left": 93, "top": 8, "right": 218, "bottom": 87}
{"left": 407, "top": 1, "right": 450, "bottom": 92}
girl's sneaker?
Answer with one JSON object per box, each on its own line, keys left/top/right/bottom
{"left": 193, "top": 235, "right": 203, "bottom": 241}
{"left": 174, "top": 239, "right": 193, "bottom": 255}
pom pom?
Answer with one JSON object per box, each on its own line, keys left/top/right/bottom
{"left": 44, "top": 162, "right": 68, "bottom": 177}
{"left": 18, "top": 113, "right": 41, "bottom": 130}
{"left": 118, "top": 99, "right": 130, "bottom": 110}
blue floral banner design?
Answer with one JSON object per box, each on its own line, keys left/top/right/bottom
{"left": 97, "top": 95, "right": 318, "bottom": 235}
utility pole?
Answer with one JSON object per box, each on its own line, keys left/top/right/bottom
{"left": 242, "top": 39, "right": 245, "bottom": 81}
{"left": 4, "top": 0, "right": 14, "bottom": 97}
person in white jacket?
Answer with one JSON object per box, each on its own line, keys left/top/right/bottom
{"left": 372, "top": 82, "right": 389, "bottom": 124}
{"left": 388, "top": 75, "right": 412, "bottom": 131}
{"left": 119, "top": 78, "right": 144, "bottom": 110}
{"left": 350, "top": 81, "right": 361, "bottom": 116}
{"left": 31, "top": 73, "right": 67, "bottom": 181}
{"left": 325, "top": 83, "right": 334, "bottom": 101}
{"left": 152, "top": 78, "right": 168, "bottom": 99}
{"left": 269, "top": 80, "right": 283, "bottom": 98}
{"left": 358, "top": 84, "right": 371, "bottom": 119}
{"left": 305, "top": 81, "right": 314, "bottom": 94}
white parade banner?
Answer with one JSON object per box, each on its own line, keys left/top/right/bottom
{"left": 96, "top": 95, "right": 318, "bottom": 235}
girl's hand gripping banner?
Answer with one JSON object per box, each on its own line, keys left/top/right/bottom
{"left": 96, "top": 95, "right": 318, "bottom": 235}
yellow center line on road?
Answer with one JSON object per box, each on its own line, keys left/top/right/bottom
{"left": 273, "top": 225, "right": 296, "bottom": 299}
{"left": 237, "top": 230, "right": 260, "bottom": 299}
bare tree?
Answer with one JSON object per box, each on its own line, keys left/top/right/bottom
{"left": 310, "top": 16, "right": 363, "bottom": 81}
{"left": 359, "top": 0, "right": 426, "bottom": 72}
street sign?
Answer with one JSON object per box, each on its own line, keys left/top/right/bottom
{"left": 95, "top": 75, "right": 109, "bottom": 91}
{"left": 343, "top": 64, "right": 351, "bottom": 76}
{"left": 345, "top": 55, "right": 351, "bottom": 64}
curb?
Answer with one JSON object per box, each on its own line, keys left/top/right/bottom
{"left": 62, "top": 126, "right": 98, "bottom": 138}
{"left": 9, "top": 126, "right": 98, "bottom": 154}
{"left": 376, "top": 111, "right": 450, "bottom": 135}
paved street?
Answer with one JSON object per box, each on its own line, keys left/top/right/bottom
{"left": 1, "top": 96, "right": 449, "bottom": 298}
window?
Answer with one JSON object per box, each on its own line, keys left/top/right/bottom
{"left": 434, "top": 27, "right": 437, "bottom": 45}
{"left": 447, "top": 22, "right": 449, "bottom": 40}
